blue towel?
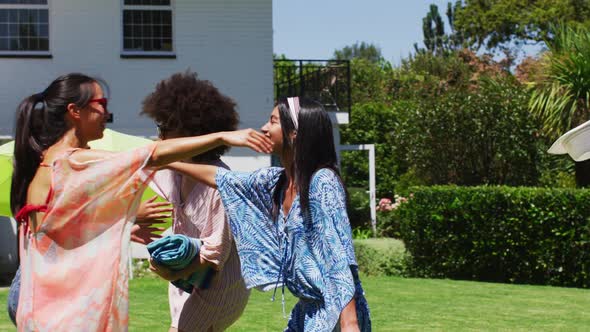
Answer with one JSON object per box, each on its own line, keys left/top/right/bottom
{"left": 147, "top": 234, "right": 214, "bottom": 293}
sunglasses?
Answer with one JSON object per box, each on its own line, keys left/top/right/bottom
{"left": 156, "top": 123, "right": 166, "bottom": 137}
{"left": 88, "top": 98, "right": 113, "bottom": 123}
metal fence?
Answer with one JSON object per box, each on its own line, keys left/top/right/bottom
{"left": 274, "top": 59, "right": 351, "bottom": 114}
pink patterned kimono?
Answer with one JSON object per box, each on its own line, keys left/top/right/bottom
{"left": 16, "top": 145, "right": 156, "bottom": 332}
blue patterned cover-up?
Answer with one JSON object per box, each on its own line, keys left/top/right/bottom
{"left": 215, "top": 167, "right": 371, "bottom": 332}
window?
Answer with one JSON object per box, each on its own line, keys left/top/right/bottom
{"left": 0, "top": 0, "right": 49, "bottom": 56}
{"left": 122, "top": 0, "right": 173, "bottom": 57}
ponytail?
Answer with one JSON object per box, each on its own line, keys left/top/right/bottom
{"left": 10, "top": 73, "right": 99, "bottom": 214}
{"left": 10, "top": 94, "right": 47, "bottom": 214}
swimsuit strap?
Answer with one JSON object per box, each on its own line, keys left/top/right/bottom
{"left": 15, "top": 204, "right": 48, "bottom": 236}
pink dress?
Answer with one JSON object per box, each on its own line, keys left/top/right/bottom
{"left": 150, "top": 164, "right": 250, "bottom": 331}
{"left": 16, "top": 145, "right": 156, "bottom": 332}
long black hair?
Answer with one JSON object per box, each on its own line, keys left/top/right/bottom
{"left": 10, "top": 73, "right": 101, "bottom": 214}
{"left": 271, "top": 97, "right": 345, "bottom": 218}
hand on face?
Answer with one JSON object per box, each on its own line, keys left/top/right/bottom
{"left": 261, "top": 106, "right": 289, "bottom": 155}
{"left": 222, "top": 128, "right": 273, "bottom": 154}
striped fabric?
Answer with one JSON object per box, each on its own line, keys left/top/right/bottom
{"left": 150, "top": 165, "right": 250, "bottom": 331}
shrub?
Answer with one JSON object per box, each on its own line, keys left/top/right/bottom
{"left": 397, "top": 186, "right": 590, "bottom": 288}
{"left": 354, "top": 238, "right": 410, "bottom": 277}
{"left": 395, "top": 76, "right": 540, "bottom": 186}
{"left": 352, "top": 227, "right": 373, "bottom": 240}
{"left": 341, "top": 52, "right": 544, "bottom": 195}
{"left": 340, "top": 101, "right": 412, "bottom": 197}
{"left": 376, "top": 195, "right": 411, "bottom": 238}
{"left": 347, "top": 187, "right": 372, "bottom": 229}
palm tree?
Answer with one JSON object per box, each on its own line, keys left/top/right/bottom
{"left": 529, "top": 25, "right": 590, "bottom": 186}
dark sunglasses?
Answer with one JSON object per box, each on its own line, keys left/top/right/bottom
{"left": 156, "top": 123, "right": 166, "bottom": 137}
{"left": 89, "top": 98, "right": 113, "bottom": 123}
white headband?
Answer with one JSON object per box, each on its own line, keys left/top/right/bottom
{"left": 287, "top": 97, "right": 300, "bottom": 130}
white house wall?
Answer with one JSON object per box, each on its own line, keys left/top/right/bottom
{"left": 0, "top": 0, "right": 273, "bottom": 171}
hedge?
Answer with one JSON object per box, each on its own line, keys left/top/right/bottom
{"left": 394, "top": 186, "right": 590, "bottom": 288}
{"left": 354, "top": 238, "right": 409, "bottom": 277}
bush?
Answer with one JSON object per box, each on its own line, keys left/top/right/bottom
{"left": 354, "top": 238, "right": 410, "bottom": 277}
{"left": 352, "top": 227, "right": 373, "bottom": 240}
{"left": 377, "top": 211, "right": 401, "bottom": 238}
{"left": 340, "top": 101, "right": 412, "bottom": 197}
{"left": 397, "top": 186, "right": 590, "bottom": 288}
{"left": 347, "top": 187, "right": 372, "bottom": 229}
{"left": 395, "top": 76, "right": 540, "bottom": 186}
{"left": 376, "top": 195, "right": 412, "bottom": 238}
{"left": 341, "top": 51, "right": 544, "bottom": 196}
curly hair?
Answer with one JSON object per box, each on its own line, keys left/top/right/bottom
{"left": 141, "top": 71, "right": 239, "bottom": 162}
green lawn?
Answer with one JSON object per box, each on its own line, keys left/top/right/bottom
{"left": 1, "top": 275, "right": 589, "bottom": 331}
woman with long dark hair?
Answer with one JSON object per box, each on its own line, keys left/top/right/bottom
{"left": 164, "top": 97, "right": 371, "bottom": 331}
{"left": 10, "top": 73, "right": 271, "bottom": 331}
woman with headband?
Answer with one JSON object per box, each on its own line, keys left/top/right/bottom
{"left": 153, "top": 97, "right": 371, "bottom": 331}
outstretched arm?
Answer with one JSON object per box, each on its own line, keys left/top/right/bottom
{"left": 71, "top": 129, "right": 272, "bottom": 168}
{"left": 149, "top": 128, "right": 272, "bottom": 167}
{"left": 148, "top": 129, "right": 271, "bottom": 167}
{"left": 167, "top": 162, "right": 218, "bottom": 188}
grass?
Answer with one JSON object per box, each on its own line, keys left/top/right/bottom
{"left": 354, "top": 238, "right": 405, "bottom": 252}
{"left": 1, "top": 275, "right": 589, "bottom": 331}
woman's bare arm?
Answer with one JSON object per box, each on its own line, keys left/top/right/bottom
{"left": 340, "top": 298, "right": 360, "bottom": 332}
{"left": 71, "top": 129, "right": 272, "bottom": 167}
{"left": 149, "top": 129, "right": 272, "bottom": 167}
{"left": 167, "top": 162, "right": 218, "bottom": 188}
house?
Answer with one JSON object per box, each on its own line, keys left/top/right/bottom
{"left": 0, "top": 0, "right": 275, "bottom": 277}
{"left": 0, "top": 0, "right": 274, "bottom": 170}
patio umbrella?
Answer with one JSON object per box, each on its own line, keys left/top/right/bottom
{"left": 0, "top": 154, "right": 12, "bottom": 217}
{"left": 548, "top": 119, "right": 590, "bottom": 161}
{"left": 0, "top": 129, "right": 170, "bottom": 229}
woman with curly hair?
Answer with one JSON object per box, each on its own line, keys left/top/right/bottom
{"left": 139, "top": 71, "right": 250, "bottom": 332}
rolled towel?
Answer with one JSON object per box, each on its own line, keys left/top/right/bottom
{"left": 147, "top": 234, "right": 214, "bottom": 293}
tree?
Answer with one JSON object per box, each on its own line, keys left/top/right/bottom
{"left": 393, "top": 74, "right": 540, "bottom": 187}
{"left": 414, "top": 2, "right": 465, "bottom": 55}
{"left": 348, "top": 57, "right": 396, "bottom": 105}
{"left": 453, "top": 0, "right": 590, "bottom": 51}
{"left": 333, "top": 42, "right": 383, "bottom": 63}
{"left": 529, "top": 25, "right": 590, "bottom": 186}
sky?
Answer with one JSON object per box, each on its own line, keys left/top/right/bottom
{"left": 273, "top": 0, "right": 452, "bottom": 64}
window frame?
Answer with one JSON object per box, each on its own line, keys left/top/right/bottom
{"left": 0, "top": 0, "right": 51, "bottom": 58}
{"left": 120, "top": 0, "right": 175, "bottom": 58}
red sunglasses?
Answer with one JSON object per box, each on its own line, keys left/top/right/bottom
{"left": 89, "top": 97, "right": 108, "bottom": 110}
{"left": 88, "top": 98, "right": 113, "bottom": 123}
